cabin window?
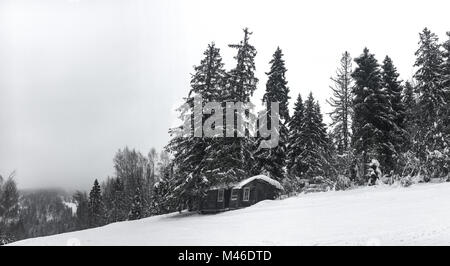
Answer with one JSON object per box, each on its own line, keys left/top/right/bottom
{"left": 231, "top": 189, "right": 238, "bottom": 200}
{"left": 243, "top": 187, "right": 250, "bottom": 201}
{"left": 217, "top": 189, "right": 224, "bottom": 202}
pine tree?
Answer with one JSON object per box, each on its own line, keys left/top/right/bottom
{"left": 288, "top": 93, "right": 330, "bottom": 181}
{"left": 88, "top": 179, "right": 105, "bottom": 227}
{"left": 441, "top": 32, "right": 450, "bottom": 147}
{"left": 150, "top": 178, "right": 173, "bottom": 215}
{"left": 413, "top": 28, "right": 445, "bottom": 160}
{"left": 351, "top": 48, "right": 396, "bottom": 178}
{"left": 189, "top": 42, "right": 227, "bottom": 102}
{"left": 111, "top": 178, "right": 127, "bottom": 222}
{"left": 204, "top": 28, "right": 258, "bottom": 185}
{"left": 287, "top": 93, "right": 306, "bottom": 178}
{"left": 167, "top": 43, "right": 227, "bottom": 210}
{"left": 403, "top": 81, "right": 418, "bottom": 143}
{"left": 382, "top": 56, "right": 407, "bottom": 170}
{"left": 262, "top": 47, "right": 290, "bottom": 121}
{"left": 254, "top": 47, "right": 290, "bottom": 181}
{"left": 128, "top": 187, "right": 142, "bottom": 220}
{"left": 0, "top": 173, "right": 19, "bottom": 244}
{"left": 228, "top": 27, "right": 259, "bottom": 102}
{"left": 443, "top": 32, "right": 450, "bottom": 93}
{"left": 327, "top": 51, "right": 353, "bottom": 155}
{"left": 304, "top": 94, "right": 331, "bottom": 179}
{"left": 0, "top": 174, "right": 19, "bottom": 224}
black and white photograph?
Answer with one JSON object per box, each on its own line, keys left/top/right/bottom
{"left": 1, "top": 0, "right": 450, "bottom": 250}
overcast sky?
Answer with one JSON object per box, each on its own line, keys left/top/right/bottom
{"left": 0, "top": 0, "right": 449, "bottom": 190}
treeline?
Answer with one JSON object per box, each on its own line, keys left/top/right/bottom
{"left": 72, "top": 147, "right": 173, "bottom": 230}
{"left": 166, "top": 27, "right": 450, "bottom": 208}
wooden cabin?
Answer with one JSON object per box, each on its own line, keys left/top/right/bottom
{"left": 199, "top": 175, "right": 284, "bottom": 213}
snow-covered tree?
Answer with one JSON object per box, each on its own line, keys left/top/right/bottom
{"left": 167, "top": 42, "right": 227, "bottom": 210}
{"left": 302, "top": 94, "right": 332, "bottom": 179}
{"left": 287, "top": 93, "right": 306, "bottom": 178}
{"left": 227, "top": 27, "right": 259, "bottom": 102}
{"left": 254, "top": 47, "right": 290, "bottom": 181}
{"left": 150, "top": 178, "right": 173, "bottom": 215}
{"left": 88, "top": 179, "right": 105, "bottom": 227}
{"left": 351, "top": 48, "right": 396, "bottom": 177}
{"left": 203, "top": 28, "right": 258, "bottom": 185}
{"left": 411, "top": 28, "right": 450, "bottom": 178}
{"left": 113, "top": 147, "right": 151, "bottom": 215}
{"left": 443, "top": 32, "right": 450, "bottom": 94}
{"left": 0, "top": 173, "right": 19, "bottom": 244}
{"left": 128, "top": 187, "right": 142, "bottom": 220}
{"left": 413, "top": 28, "right": 445, "bottom": 158}
{"left": 441, "top": 32, "right": 450, "bottom": 149}
{"left": 382, "top": 56, "right": 407, "bottom": 171}
{"left": 402, "top": 81, "right": 418, "bottom": 150}
{"left": 288, "top": 93, "right": 331, "bottom": 181}
{"left": 105, "top": 178, "right": 127, "bottom": 223}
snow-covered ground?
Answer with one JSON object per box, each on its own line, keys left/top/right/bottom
{"left": 9, "top": 182, "right": 450, "bottom": 246}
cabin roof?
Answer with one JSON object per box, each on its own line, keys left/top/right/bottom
{"left": 209, "top": 175, "right": 284, "bottom": 191}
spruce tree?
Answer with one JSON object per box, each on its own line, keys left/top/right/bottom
{"left": 413, "top": 28, "right": 448, "bottom": 178}
{"left": 382, "top": 56, "right": 407, "bottom": 171}
{"left": 382, "top": 56, "right": 405, "bottom": 129}
{"left": 88, "top": 179, "right": 105, "bottom": 227}
{"left": 289, "top": 93, "right": 330, "bottom": 181}
{"left": 204, "top": 28, "right": 258, "bottom": 184}
{"left": 304, "top": 94, "right": 330, "bottom": 180}
{"left": 327, "top": 51, "right": 353, "bottom": 155}
{"left": 351, "top": 48, "right": 395, "bottom": 177}
{"left": 287, "top": 93, "right": 306, "bottom": 178}
{"left": 443, "top": 32, "right": 450, "bottom": 93}
{"left": 111, "top": 178, "right": 127, "bottom": 222}
{"left": 0, "top": 174, "right": 19, "bottom": 243}
{"left": 254, "top": 47, "right": 290, "bottom": 181}
{"left": 441, "top": 33, "right": 450, "bottom": 144}
{"left": 403, "top": 81, "right": 418, "bottom": 144}
{"left": 167, "top": 42, "right": 227, "bottom": 210}
{"left": 228, "top": 27, "right": 259, "bottom": 102}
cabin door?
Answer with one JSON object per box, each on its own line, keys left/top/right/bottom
{"left": 224, "top": 189, "right": 231, "bottom": 208}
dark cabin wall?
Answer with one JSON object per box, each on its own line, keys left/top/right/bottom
{"left": 201, "top": 189, "right": 220, "bottom": 211}
{"left": 229, "top": 188, "right": 241, "bottom": 209}
{"left": 238, "top": 180, "right": 278, "bottom": 208}
{"left": 201, "top": 188, "right": 228, "bottom": 211}
{"left": 200, "top": 179, "right": 280, "bottom": 212}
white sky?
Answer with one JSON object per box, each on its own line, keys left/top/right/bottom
{"left": 0, "top": 0, "right": 449, "bottom": 190}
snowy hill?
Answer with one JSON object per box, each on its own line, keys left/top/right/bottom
{"left": 9, "top": 183, "right": 450, "bottom": 246}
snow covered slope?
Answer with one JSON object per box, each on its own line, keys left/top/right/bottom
{"left": 10, "top": 183, "right": 450, "bottom": 246}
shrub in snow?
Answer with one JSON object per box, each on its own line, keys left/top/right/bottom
{"left": 281, "top": 177, "right": 297, "bottom": 195}
{"left": 0, "top": 234, "right": 13, "bottom": 246}
{"left": 335, "top": 175, "right": 352, "bottom": 191}
{"left": 400, "top": 176, "right": 413, "bottom": 187}
{"left": 380, "top": 174, "right": 394, "bottom": 185}
{"left": 366, "top": 159, "right": 381, "bottom": 186}
{"left": 400, "top": 151, "right": 421, "bottom": 177}
{"left": 424, "top": 149, "right": 450, "bottom": 180}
